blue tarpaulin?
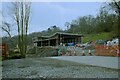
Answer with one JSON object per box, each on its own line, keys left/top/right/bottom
{"left": 67, "top": 43, "right": 75, "bottom": 46}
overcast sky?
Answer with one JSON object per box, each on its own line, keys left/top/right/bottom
{"left": 2, "top": 2, "right": 103, "bottom": 36}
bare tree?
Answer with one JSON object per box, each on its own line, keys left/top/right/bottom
{"left": 1, "top": 22, "right": 12, "bottom": 38}
{"left": 12, "top": 1, "right": 31, "bottom": 58}
{"left": 0, "top": 11, "right": 12, "bottom": 38}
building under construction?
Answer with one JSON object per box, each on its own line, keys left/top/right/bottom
{"left": 33, "top": 32, "right": 84, "bottom": 47}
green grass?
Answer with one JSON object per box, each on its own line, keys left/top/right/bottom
{"left": 83, "top": 32, "right": 113, "bottom": 43}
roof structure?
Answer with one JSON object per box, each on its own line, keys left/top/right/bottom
{"left": 38, "top": 32, "right": 84, "bottom": 39}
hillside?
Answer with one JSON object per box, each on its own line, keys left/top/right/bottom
{"left": 83, "top": 32, "right": 114, "bottom": 43}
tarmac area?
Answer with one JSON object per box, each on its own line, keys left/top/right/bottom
{"left": 49, "top": 56, "right": 119, "bottom": 69}
{"left": 2, "top": 57, "right": 119, "bottom": 78}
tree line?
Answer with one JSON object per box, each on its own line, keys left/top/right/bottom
{"left": 65, "top": 8, "right": 118, "bottom": 35}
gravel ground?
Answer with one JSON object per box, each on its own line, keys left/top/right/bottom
{"left": 2, "top": 58, "right": 119, "bottom": 78}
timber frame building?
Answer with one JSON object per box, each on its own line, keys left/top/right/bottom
{"left": 33, "top": 32, "right": 83, "bottom": 47}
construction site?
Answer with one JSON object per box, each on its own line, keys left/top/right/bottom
{"left": 30, "top": 32, "right": 119, "bottom": 57}
{"left": 2, "top": 1, "right": 120, "bottom": 79}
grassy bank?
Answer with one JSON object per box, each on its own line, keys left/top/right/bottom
{"left": 83, "top": 32, "right": 113, "bottom": 43}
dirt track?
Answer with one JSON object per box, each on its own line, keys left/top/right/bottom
{"left": 2, "top": 58, "right": 119, "bottom": 78}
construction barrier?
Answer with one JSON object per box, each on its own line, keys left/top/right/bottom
{"left": 74, "top": 50, "right": 77, "bottom": 56}
{"left": 0, "top": 43, "right": 9, "bottom": 57}
{"left": 65, "top": 50, "right": 69, "bottom": 56}
{"left": 117, "top": 49, "right": 120, "bottom": 57}
{"left": 62, "top": 52, "right": 65, "bottom": 56}
{"left": 82, "top": 50, "right": 85, "bottom": 56}
{"left": 66, "top": 54, "right": 68, "bottom": 56}
{"left": 88, "top": 50, "right": 92, "bottom": 56}
{"left": 95, "top": 45, "right": 119, "bottom": 57}
{"left": 69, "top": 51, "right": 72, "bottom": 56}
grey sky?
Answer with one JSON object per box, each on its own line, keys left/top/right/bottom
{"left": 2, "top": 2, "right": 103, "bottom": 36}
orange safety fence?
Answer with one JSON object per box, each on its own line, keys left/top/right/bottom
{"left": 95, "top": 45, "right": 119, "bottom": 57}
{"left": 0, "top": 43, "right": 9, "bottom": 57}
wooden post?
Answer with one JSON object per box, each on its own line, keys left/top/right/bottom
{"left": 35, "top": 46, "right": 37, "bottom": 54}
{"left": 56, "top": 39, "right": 58, "bottom": 46}
{"left": 78, "top": 37, "right": 80, "bottom": 43}
{"left": 74, "top": 38, "right": 75, "bottom": 44}
{"left": 76, "top": 38, "right": 78, "bottom": 43}
{"left": 48, "top": 40, "right": 50, "bottom": 46}
{"left": 67, "top": 39, "right": 68, "bottom": 43}
{"left": 81, "top": 37, "right": 83, "bottom": 44}
{"left": 72, "top": 38, "right": 74, "bottom": 43}
{"left": 75, "top": 38, "right": 77, "bottom": 43}
{"left": 71, "top": 39, "right": 72, "bottom": 43}
{"left": 56, "top": 35, "right": 59, "bottom": 46}
{"left": 63, "top": 36, "right": 64, "bottom": 43}
{"left": 41, "top": 41, "right": 42, "bottom": 47}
